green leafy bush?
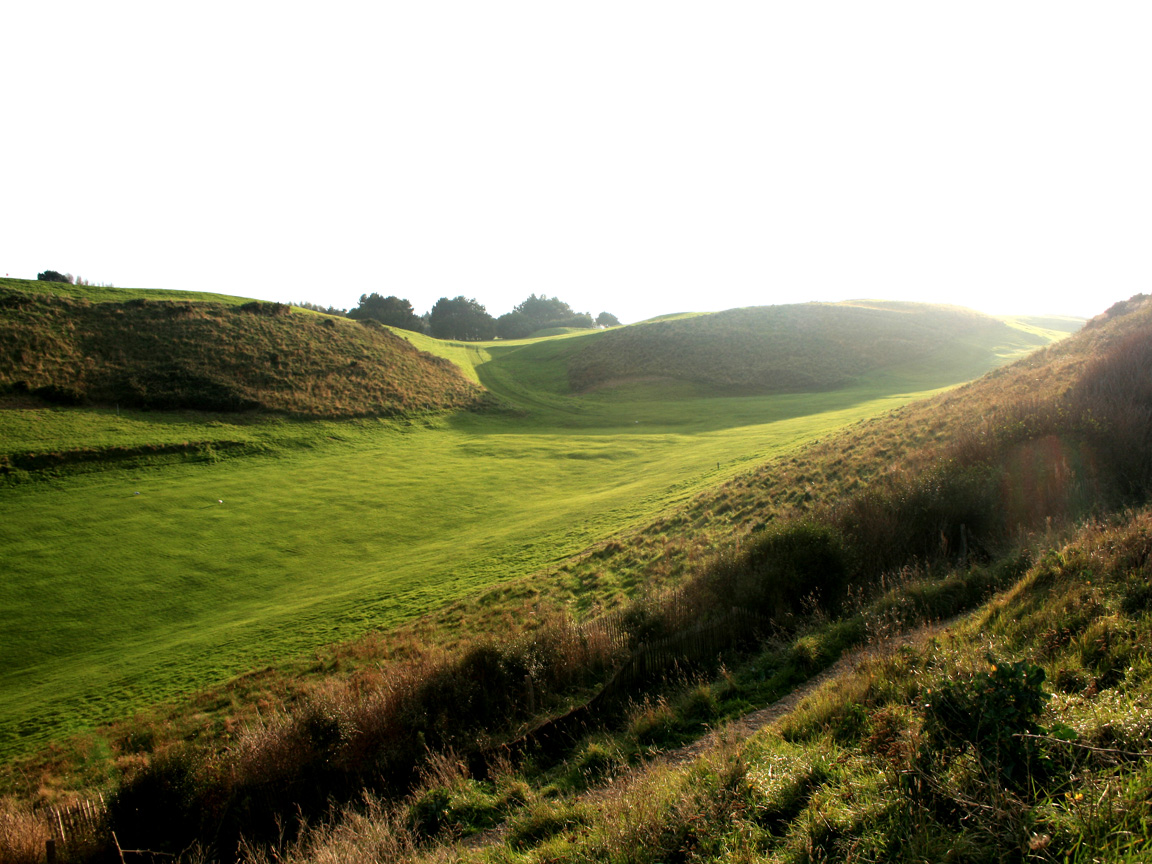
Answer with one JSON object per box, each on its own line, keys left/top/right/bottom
{"left": 922, "top": 657, "right": 1050, "bottom": 785}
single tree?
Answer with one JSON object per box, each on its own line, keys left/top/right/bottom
{"left": 496, "top": 310, "right": 534, "bottom": 340}
{"left": 428, "top": 296, "right": 496, "bottom": 341}
{"left": 500, "top": 294, "right": 597, "bottom": 336}
{"left": 515, "top": 294, "right": 574, "bottom": 329}
{"left": 596, "top": 311, "right": 621, "bottom": 328}
{"left": 37, "top": 270, "right": 71, "bottom": 283}
{"left": 350, "top": 293, "right": 424, "bottom": 331}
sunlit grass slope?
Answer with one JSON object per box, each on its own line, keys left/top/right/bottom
{"left": 0, "top": 294, "right": 1077, "bottom": 759}
{"left": 0, "top": 288, "right": 483, "bottom": 419}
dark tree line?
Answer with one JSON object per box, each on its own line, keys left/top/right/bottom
{"left": 340, "top": 291, "right": 620, "bottom": 342}
{"left": 36, "top": 270, "right": 108, "bottom": 287}
{"left": 495, "top": 294, "right": 593, "bottom": 339}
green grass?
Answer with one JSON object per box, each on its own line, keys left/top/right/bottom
{"left": 0, "top": 383, "right": 944, "bottom": 757}
{"left": 564, "top": 300, "right": 1067, "bottom": 394}
{"left": 0, "top": 296, "right": 1078, "bottom": 759}
{"left": 0, "top": 276, "right": 256, "bottom": 306}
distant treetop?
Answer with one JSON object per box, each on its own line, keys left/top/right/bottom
{"left": 350, "top": 293, "right": 425, "bottom": 332}
{"left": 496, "top": 294, "right": 597, "bottom": 339}
{"left": 429, "top": 296, "right": 496, "bottom": 341}
{"left": 37, "top": 270, "right": 71, "bottom": 284}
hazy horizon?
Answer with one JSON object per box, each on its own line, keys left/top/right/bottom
{"left": 6, "top": 2, "right": 1147, "bottom": 324}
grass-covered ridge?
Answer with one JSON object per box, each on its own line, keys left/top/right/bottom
{"left": 566, "top": 300, "right": 1073, "bottom": 394}
{"left": 0, "top": 288, "right": 485, "bottom": 418}
{"left": 0, "top": 276, "right": 257, "bottom": 306}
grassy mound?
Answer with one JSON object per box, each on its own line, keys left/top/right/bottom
{"left": 0, "top": 275, "right": 256, "bottom": 306}
{"left": 567, "top": 300, "right": 1069, "bottom": 394}
{"left": 0, "top": 288, "right": 485, "bottom": 418}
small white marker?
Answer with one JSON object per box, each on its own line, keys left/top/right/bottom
{"left": 135, "top": 491, "right": 140, "bottom": 495}
{"left": 218, "top": 499, "right": 224, "bottom": 504}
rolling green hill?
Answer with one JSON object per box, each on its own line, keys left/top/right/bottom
{"left": 565, "top": 300, "right": 1069, "bottom": 394}
{"left": 0, "top": 288, "right": 484, "bottom": 419}
{"left": 389, "top": 302, "right": 1076, "bottom": 432}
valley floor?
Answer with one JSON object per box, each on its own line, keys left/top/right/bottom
{"left": 1, "top": 379, "right": 956, "bottom": 759}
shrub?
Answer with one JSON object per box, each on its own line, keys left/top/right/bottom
{"left": 107, "top": 747, "right": 208, "bottom": 853}
{"left": 739, "top": 521, "right": 849, "bottom": 617}
{"left": 921, "top": 657, "right": 1050, "bottom": 786}
{"left": 32, "top": 383, "right": 85, "bottom": 405}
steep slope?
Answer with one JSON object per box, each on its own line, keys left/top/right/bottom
{"left": 0, "top": 288, "right": 485, "bottom": 418}
{"left": 567, "top": 300, "right": 1064, "bottom": 394}
{"left": 545, "top": 295, "right": 1142, "bottom": 595}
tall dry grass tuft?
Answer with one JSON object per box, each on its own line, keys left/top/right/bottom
{"left": 237, "top": 793, "right": 425, "bottom": 864}
{"left": 0, "top": 799, "right": 52, "bottom": 864}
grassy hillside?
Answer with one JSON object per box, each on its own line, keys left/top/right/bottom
{"left": 3, "top": 295, "right": 1139, "bottom": 862}
{"left": 0, "top": 291, "right": 1077, "bottom": 767}
{"left": 392, "top": 302, "right": 1073, "bottom": 432}
{"left": 566, "top": 301, "right": 1067, "bottom": 394}
{"left": 170, "top": 512, "right": 1148, "bottom": 864}
{"left": 0, "top": 371, "right": 956, "bottom": 759}
{"left": 0, "top": 276, "right": 256, "bottom": 306}
{"left": 0, "top": 288, "right": 484, "bottom": 419}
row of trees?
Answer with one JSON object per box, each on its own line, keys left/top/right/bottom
{"left": 36, "top": 270, "right": 110, "bottom": 287}
{"left": 345, "top": 292, "right": 620, "bottom": 341}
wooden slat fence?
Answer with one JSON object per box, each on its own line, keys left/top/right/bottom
{"left": 36, "top": 795, "right": 108, "bottom": 861}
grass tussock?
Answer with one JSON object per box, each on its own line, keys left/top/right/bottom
{"left": 0, "top": 798, "right": 53, "bottom": 864}
{"left": 101, "top": 613, "right": 627, "bottom": 856}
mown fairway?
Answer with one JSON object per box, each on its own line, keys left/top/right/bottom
{"left": 0, "top": 311, "right": 1076, "bottom": 757}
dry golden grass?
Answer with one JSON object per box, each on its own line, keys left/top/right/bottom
{"left": 0, "top": 290, "right": 485, "bottom": 418}
{"left": 0, "top": 798, "right": 52, "bottom": 864}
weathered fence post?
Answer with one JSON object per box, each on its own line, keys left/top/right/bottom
{"left": 45, "top": 839, "right": 57, "bottom": 864}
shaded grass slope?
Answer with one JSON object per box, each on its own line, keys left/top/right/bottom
{"left": 0, "top": 288, "right": 485, "bottom": 419}
{"left": 567, "top": 300, "right": 1066, "bottom": 394}
{"left": 540, "top": 298, "right": 1133, "bottom": 597}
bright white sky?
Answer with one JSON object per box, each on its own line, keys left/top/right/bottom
{"left": 4, "top": 3, "right": 1149, "bottom": 323}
